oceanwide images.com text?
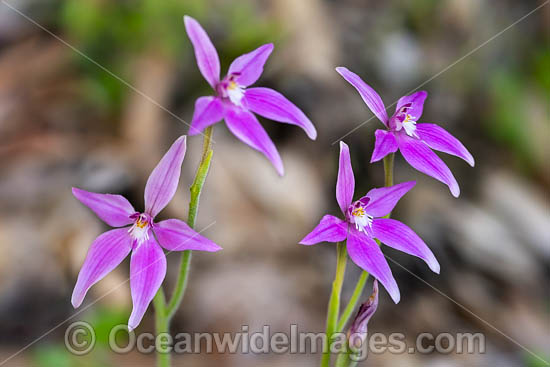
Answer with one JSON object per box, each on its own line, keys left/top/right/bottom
{"left": 65, "top": 322, "right": 486, "bottom": 360}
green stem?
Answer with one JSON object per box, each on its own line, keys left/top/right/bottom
{"left": 335, "top": 350, "right": 348, "bottom": 367}
{"left": 320, "top": 242, "right": 348, "bottom": 367}
{"left": 383, "top": 153, "right": 394, "bottom": 187}
{"left": 153, "top": 288, "right": 170, "bottom": 367}
{"left": 336, "top": 271, "right": 369, "bottom": 332}
{"left": 165, "top": 126, "right": 213, "bottom": 319}
{"left": 333, "top": 153, "right": 395, "bottom": 367}
{"left": 153, "top": 127, "right": 214, "bottom": 367}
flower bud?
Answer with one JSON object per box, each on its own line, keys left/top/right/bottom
{"left": 348, "top": 279, "right": 379, "bottom": 350}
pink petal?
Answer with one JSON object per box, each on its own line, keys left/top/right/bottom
{"left": 71, "top": 228, "right": 133, "bottom": 308}
{"left": 347, "top": 229, "right": 400, "bottom": 303}
{"left": 224, "top": 106, "right": 284, "bottom": 176}
{"left": 189, "top": 96, "right": 224, "bottom": 136}
{"left": 336, "top": 141, "right": 355, "bottom": 214}
{"left": 371, "top": 129, "right": 398, "bottom": 163}
{"left": 395, "top": 91, "right": 427, "bottom": 120}
{"left": 244, "top": 87, "right": 317, "bottom": 139}
{"left": 144, "top": 136, "right": 187, "bottom": 217}
{"left": 184, "top": 15, "right": 220, "bottom": 88}
{"left": 336, "top": 67, "right": 388, "bottom": 126}
{"left": 398, "top": 135, "right": 460, "bottom": 198}
{"left": 299, "top": 215, "right": 348, "bottom": 245}
{"left": 228, "top": 43, "right": 274, "bottom": 87}
{"left": 362, "top": 181, "right": 416, "bottom": 218}
{"left": 128, "top": 238, "right": 166, "bottom": 331}
{"left": 372, "top": 218, "right": 440, "bottom": 273}
{"left": 154, "top": 219, "right": 221, "bottom": 252}
{"left": 415, "top": 123, "right": 475, "bottom": 167}
{"left": 72, "top": 188, "right": 135, "bottom": 227}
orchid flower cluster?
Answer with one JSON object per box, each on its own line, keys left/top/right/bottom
{"left": 70, "top": 15, "right": 473, "bottom": 367}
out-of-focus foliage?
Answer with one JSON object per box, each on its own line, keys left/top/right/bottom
{"left": 59, "top": 0, "right": 279, "bottom": 114}
{"left": 32, "top": 307, "right": 127, "bottom": 367}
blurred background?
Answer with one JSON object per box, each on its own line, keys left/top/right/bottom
{"left": 0, "top": 0, "right": 548, "bottom": 366}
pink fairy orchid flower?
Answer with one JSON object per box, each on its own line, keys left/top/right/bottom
{"left": 336, "top": 67, "right": 474, "bottom": 197}
{"left": 71, "top": 136, "right": 221, "bottom": 331}
{"left": 300, "top": 142, "right": 440, "bottom": 303}
{"left": 184, "top": 15, "right": 317, "bottom": 176}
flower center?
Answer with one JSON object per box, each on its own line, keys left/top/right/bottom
{"left": 390, "top": 102, "right": 418, "bottom": 138}
{"left": 348, "top": 201, "right": 373, "bottom": 233}
{"left": 226, "top": 80, "right": 245, "bottom": 105}
{"left": 218, "top": 75, "right": 245, "bottom": 106}
{"left": 401, "top": 114, "right": 418, "bottom": 138}
{"left": 128, "top": 213, "right": 151, "bottom": 245}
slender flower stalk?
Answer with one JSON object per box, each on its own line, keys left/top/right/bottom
{"left": 154, "top": 127, "right": 214, "bottom": 367}
{"left": 320, "top": 242, "right": 348, "bottom": 367}
{"left": 166, "top": 125, "right": 214, "bottom": 319}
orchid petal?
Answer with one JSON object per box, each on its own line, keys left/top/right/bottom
{"left": 347, "top": 229, "right": 400, "bottom": 303}
{"left": 372, "top": 218, "right": 440, "bottom": 273}
{"left": 144, "top": 136, "right": 187, "bottom": 218}
{"left": 399, "top": 135, "right": 460, "bottom": 197}
{"left": 228, "top": 43, "right": 274, "bottom": 87}
{"left": 128, "top": 238, "right": 166, "bottom": 331}
{"left": 189, "top": 96, "right": 224, "bottom": 136}
{"left": 416, "top": 123, "right": 475, "bottom": 167}
{"left": 72, "top": 188, "right": 135, "bottom": 227}
{"left": 362, "top": 181, "right": 416, "bottom": 218}
{"left": 336, "top": 141, "right": 355, "bottom": 214}
{"left": 299, "top": 215, "right": 348, "bottom": 245}
{"left": 395, "top": 91, "right": 427, "bottom": 120}
{"left": 184, "top": 15, "right": 220, "bottom": 88}
{"left": 224, "top": 106, "right": 284, "bottom": 176}
{"left": 154, "top": 219, "right": 221, "bottom": 252}
{"left": 371, "top": 130, "right": 398, "bottom": 163}
{"left": 71, "top": 228, "right": 132, "bottom": 308}
{"left": 336, "top": 67, "right": 388, "bottom": 126}
{"left": 244, "top": 87, "right": 317, "bottom": 139}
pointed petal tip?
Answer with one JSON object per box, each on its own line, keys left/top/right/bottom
{"left": 335, "top": 66, "right": 347, "bottom": 74}
{"left": 272, "top": 156, "right": 285, "bottom": 177}
{"left": 401, "top": 180, "right": 417, "bottom": 191}
{"left": 307, "top": 127, "right": 318, "bottom": 140}
{"left": 416, "top": 90, "right": 428, "bottom": 98}
{"left": 369, "top": 154, "right": 383, "bottom": 163}
{"left": 450, "top": 185, "right": 460, "bottom": 198}
{"left": 210, "top": 244, "right": 223, "bottom": 252}
{"left": 431, "top": 261, "right": 441, "bottom": 274}
{"left": 71, "top": 295, "right": 82, "bottom": 309}
{"left": 188, "top": 128, "right": 200, "bottom": 136}
{"left": 176, "top": 135, "right": 187, "bottom": 146}
{"left": 183, "top": 15, "right": 194, "bottom": 25}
